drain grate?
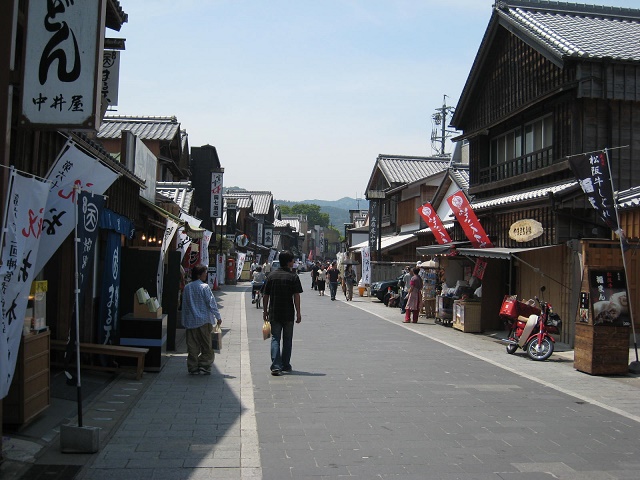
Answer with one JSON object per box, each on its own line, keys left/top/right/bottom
{"left": 19, "top": 464, "right": 82, "bottom": 480}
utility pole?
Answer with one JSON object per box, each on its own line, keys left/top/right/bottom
{"left": 430, "top": 95, "right": 457, "bottom": 158}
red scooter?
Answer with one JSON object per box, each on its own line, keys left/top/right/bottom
{"left": 500, "top": 286, "right": 561, "bottom": 361}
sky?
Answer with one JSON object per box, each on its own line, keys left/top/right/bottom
{"left": 114, "top": 0, "right": 640, "bottom": 202}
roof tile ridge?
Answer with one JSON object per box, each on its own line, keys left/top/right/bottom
{"left": 510, "top": 6, "right": 585, "bottom": 56}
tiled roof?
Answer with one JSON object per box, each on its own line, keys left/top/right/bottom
{"left": 470, "top": 181, "right": 578, "bottom": 211}
{"left": 98, "top": 116, "right": 180, "bottom": 141}
{"left": 276, "top": 217, "right": 301, "bottom": 233}
{"left": 226, "top": 190, "right": 272, "bottom": 215}
{"left": 450, "top": 168, "right": 469, "bottom": 192}
{"left": 618, "top": 185, "right": 640, "bottom": 210}
{"left": 156, "top": 181, "right": 194, "bottom": 211}
{"left": 496, "top": 1, "right": 640, "bottom": 62}
{"left": 224, "top": 193, "right": 253, "bottom": 210}
{"left": 377, "top": 155, "right": 450, "bottom": 186}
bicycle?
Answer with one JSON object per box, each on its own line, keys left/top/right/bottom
{"left": 254, "top": 287, "right": 263, "bottom": 309}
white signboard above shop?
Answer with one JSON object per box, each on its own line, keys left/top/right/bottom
{"left": 21, "top": 0, "right": 106, "bottom": 129}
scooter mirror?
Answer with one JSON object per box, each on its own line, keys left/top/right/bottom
{"left": 540, "top": 286, "right": 546, "bottom": 293}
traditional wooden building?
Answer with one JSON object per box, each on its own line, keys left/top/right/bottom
{"left": 449, "top": 0, "right": 640, "bottom": 342}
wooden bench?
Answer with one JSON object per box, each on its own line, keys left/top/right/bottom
{"left": 50, "top": 340, "right": 148, "bottom": 380}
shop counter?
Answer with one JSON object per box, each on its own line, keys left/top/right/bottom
{"left": 452, "top": 300, "right": 482, "bottom": 333}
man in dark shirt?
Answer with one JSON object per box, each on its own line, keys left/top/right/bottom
{"left": 327, "top": 261, "right": 340, "bottom": 301}
{"left": 263, "top": 251, "right": 303, "bottom": 376}
{"left": 311, "top": 261, "right": 320, "bottom": 290}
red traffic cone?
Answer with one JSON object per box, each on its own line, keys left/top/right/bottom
{"left": 213, "top": 277, "right": 219, "bottom": 291}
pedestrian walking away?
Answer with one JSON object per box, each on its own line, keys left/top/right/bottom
{"left": 262, "top": 250, "right": 303, "bottom": 376}
{"left": 311, "top": 261, "right": 320, "bottom": 290}
{"left": 343, "top": 264, "right": 356, "bottom": 301}
{"left": 181, "top": 264, "right": 222, "bottom": 374}
{"left": 403, "top": 267, "right": 423, "bottom": 323}
{"left": 327, "top": 261, "right": 340, "bottom": 301}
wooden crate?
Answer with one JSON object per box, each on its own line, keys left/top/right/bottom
{"left": 574, "top": 323, "right": 629, "bottom": 375}
{"left": 452, "top": 301, "right": 482, "bottom": 333}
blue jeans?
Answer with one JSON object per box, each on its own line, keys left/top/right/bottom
{"left": 329, "top": 281, "right": 339, "bottom": 299}
{"left": 270, "top": 321, "right": 294, "bottom": 372}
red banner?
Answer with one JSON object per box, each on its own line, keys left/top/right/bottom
{"left": 417, "top": 202, "right": 452, "bottom": 244}
{"left": 446, "top": 191, "right": 493, "bottom": 248}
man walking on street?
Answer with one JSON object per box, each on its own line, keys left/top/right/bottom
{"left": 263, "top": 251, "right": 303, "bottom": 376}
{"left": 181, "top": 264, "right": 222, "bottom": 375}
{"left": 327, "top": 261, "right": 340, "bottom": 301}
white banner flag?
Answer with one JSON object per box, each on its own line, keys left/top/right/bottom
{"left": 361, "top": 246, "right": 371, "bottom": 285}
{"left": 0, "top": 172, "right": 50, "bottom": 399}
{"left": 236, "top": 252, "right": 246, "bottom": 280}
{"left": 35, "top": 143, "right": 118, "bottom": 275}
{"left": 157, "top": 218, "right": 180, "bottom": 305}
{"left": 200, "top": 230, "right": 212, "bottom": 267}
{"left": 175, "top": 227, "right": 191, "bottom": 261}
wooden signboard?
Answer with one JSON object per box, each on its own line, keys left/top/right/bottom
{"left": 574, "top": 267, "right": 630, "bottom": 375}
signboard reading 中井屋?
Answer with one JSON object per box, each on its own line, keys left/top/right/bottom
{"left": 21, "top": 0, "right": 106, "bottom": 129}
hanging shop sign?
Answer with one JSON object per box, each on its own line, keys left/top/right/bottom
{"left": 508, "top": 219, "right": 544, "bottom": 243}
{"left": 210, "top": 170, "right": 224, "bottom": 219}
{"left": 101, "top": 50, "right": 120, "bottom": 107}
{"left": 21, "top": 0, "right": 106, "bottom": 129}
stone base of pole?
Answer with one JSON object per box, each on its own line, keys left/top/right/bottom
{"left": 60, "top": 424, "right": 100, "bottom": 453}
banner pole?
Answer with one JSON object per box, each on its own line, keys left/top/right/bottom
{"left": 73, "top": 185, "right": 83, "bottom": 427}
{"left": 0, "top": 167, "right": 15, "bottom": 267}
{"left": 604, "top": 149, "right": 639, "bottom": 370}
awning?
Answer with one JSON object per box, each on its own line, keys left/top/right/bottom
{"left": 416, "top": 241, "right": 470, "bottom": 256}
{"left": 455, "top": 245, "right": 557, "bottom": 260}
{"left": 349, "top": 233, "right": 417, "bottom": 252}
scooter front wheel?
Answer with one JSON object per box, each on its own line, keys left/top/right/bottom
{"left": 526, "top": 336, "right": 554, "bottom": 361}
{"left": 506, "top": 342, "right": 518, "bottom": 354}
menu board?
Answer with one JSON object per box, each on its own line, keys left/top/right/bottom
{"left": 588, "top": 269, "right": 630, "bottom": 326}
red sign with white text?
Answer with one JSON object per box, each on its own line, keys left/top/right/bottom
{"left": 417, "top": 202, "right": 452, "bottom": 245}
{"left": 446, "top": 191, "right": 493, "bottom": 248}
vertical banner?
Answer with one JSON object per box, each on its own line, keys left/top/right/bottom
{"left": 257, "top": 223, "right": 264, "bottom": 245}
{"left": 568, "top": 150, "right": 625, "bottom": 241}
{"left": 35, "top": 143, "right": 118, "bottom": 276}
{"left": 368, "top": 200, "right": 379, "bottom": 252}
{"left": 236, "top": 252, "right": 246, "bottom": 280}
{"left": 319, "top": 229, "right": 325, "bottom": 254}
{"left": 98, "top": 231, "right": 121, "bottom": 345}
{"left": 175, "top": 227, "right": 191, "bottom": 261}
{"left": 447, "top": 191, "right": 493, "bottom": 248}
{"left": 157, "top": 219, "right": 180, "bottom": 305}
{"left": 200, "top": 230, "right": 212, "bottom": 267}
{"left": 0, "top": 172, "right": 50, "bottom": 399}
{"left": 417, "top": 202, "right": 452, "bottom": 244}
{"left": 361, "top": 246, "right": 371, "bottom": 285}
{"left": 76, "top": 191, "right": 104, "bottom": 314}
{"left": 210, "top": 170, "right": 224, "bottom": 219}
{"left": 267, "top": 249, "right": 277, "bottom": 264}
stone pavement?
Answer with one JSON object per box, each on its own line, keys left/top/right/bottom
{"left": 2, "top": 273, "right": 640, "bottom": 479}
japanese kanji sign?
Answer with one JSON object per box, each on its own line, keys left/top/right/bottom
{"left": 210, "top": 171, "right": 224, "bottom": 219}
{"left": 21, "top": 0, "right": 105, "bottom": 128}
{"left": 568, "top": 151, "right": 619, "bottom": 232}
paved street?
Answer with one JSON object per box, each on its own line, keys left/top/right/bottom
{"left": 3, "top": 271, "right": 640, "bottom": 479}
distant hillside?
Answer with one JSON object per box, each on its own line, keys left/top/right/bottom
{"left": 275, "top": 197, "right": 369, "bottom": 228}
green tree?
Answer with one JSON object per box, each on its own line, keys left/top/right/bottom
{"left": 280, "top": 204, "right": 330, "bottom": 227}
